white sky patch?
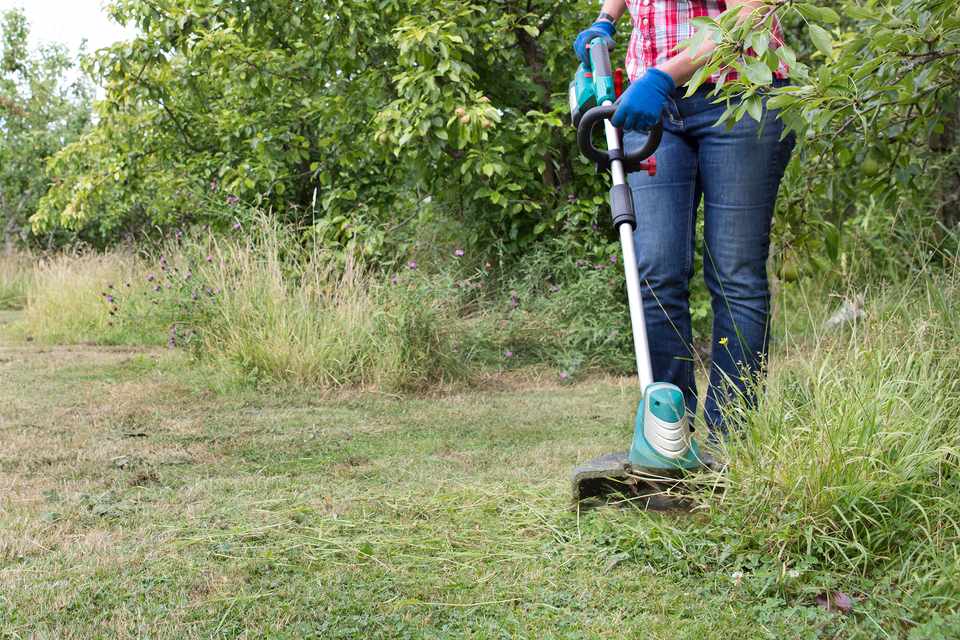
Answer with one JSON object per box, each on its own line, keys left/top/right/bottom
{"left": 0, "top": 0, "right": 134, "bottom": 57}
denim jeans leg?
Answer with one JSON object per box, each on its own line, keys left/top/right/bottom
{"left": 693, "top": 99, "right": 795, "bottom": 436}
{"left": 624, "top": 125, "right": 700, "bottom": 415}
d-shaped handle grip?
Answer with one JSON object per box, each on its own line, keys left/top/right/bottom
{"left": 576, "top": 104, "right": 663, "bottom": 173}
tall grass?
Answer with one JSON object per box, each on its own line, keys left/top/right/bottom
{"left": 722, "top": 265, "right": 960, "bottom": 576}
{"left": 0, "top": 252, "right": 34, "bottom": 310}
{"left": 13, "top": 221, "right": 471, "bottom": 390}
{"left": 20, "top": 252, "right": 172, "bottom": 345}
{"left": 605, "top": 257, "right": 960, "bottom": 619}
{"left": 183, "top": 223, "right": 469, "bottom": 390}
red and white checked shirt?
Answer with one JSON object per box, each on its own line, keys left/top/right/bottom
{"left": 623, "top": 0, "right": 789, "bottom": 83}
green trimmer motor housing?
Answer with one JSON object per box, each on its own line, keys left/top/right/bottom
{"left": 569, "top": 39, "right": 705, "bottom": 508}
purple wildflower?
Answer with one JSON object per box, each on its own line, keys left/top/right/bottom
{"left": 391, "top": 274, "right": 399, "bottom": 285}
{"left": 233, "top": 221, "right": 242, "bottom": 230}
{"left": 816, "top": 591, "right": 854, "bottom": 614}
{"left": 504, "top": 350, "right": 514, "bottom": 358}
{"left": 206, "top": 255, "right": 213, "bottom": 263}
{"left": 510, "top": 292, "right": 519, "bottom": 309}
{"left": 575, "top": 260, "right": 587, "bottom": 268}
{"left": 154, "top": 285, "right": 162, "bottom": 292}
{"left": 147, "top": 274, "right": 156, "bottom": 282}
{"left": 560, "top": 371, "right": 570, "bottom": 380}
{"left": 227, "top": 195, "right": 240, "bottom": 206}
{"left": 454, "top": 248, "right": 465, "bottom": 257}
{"left": 106, "top": 295, "right": 115, "bottom": 304}
{"left": 407, "top": 260, "right": 418, "bottom": 270}
{"left": 185, "top": 271, "right": 192, "bottom": 280}
{"left": 609, "top": 255, "right": 618, "bottom": 264}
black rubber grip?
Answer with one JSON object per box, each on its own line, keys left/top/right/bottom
{"left": 576, "top": 104, "right": 663, "bottom": 173}
{"left": 610, "top": 183, "right": 636, "bottom": 229}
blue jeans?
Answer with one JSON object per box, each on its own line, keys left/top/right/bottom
{"left": 624, "top": 82, "right": 795, "bottom": 437}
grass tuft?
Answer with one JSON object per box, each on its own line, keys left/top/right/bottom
{"left": 717, "top": 266, "right": 960, "bottom": 584}
{"left": 585, "top": 258, "right": 960, "bottom": 626}
{"left": 0, "top": 252, "right": 34, "bottom": 310}
{"left": 186, "top": 223, "right": 469, "bottom": 390}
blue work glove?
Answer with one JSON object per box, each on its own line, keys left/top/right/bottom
{"left": 573, "top": 21, "right": 616, "bottom": 68}
{"left": 611, "top": 68, "right": 675, "bottom": 131}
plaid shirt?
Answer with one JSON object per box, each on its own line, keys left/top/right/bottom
{"left": 623, "top": 0, "right": 789, "bottom": 83}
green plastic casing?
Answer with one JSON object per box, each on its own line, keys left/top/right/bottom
{"left": 628, "top": 384, "right": 702, "bottom": 470}
{"left": 569, "top": 38, "right": 619, "bottom": 128}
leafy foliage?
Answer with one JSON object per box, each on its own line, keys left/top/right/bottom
{"left": 0, "top": 9, "right": 92, "bottom": 248}
{"left": 33, "top": 0, "right": 611, "bottom": 259}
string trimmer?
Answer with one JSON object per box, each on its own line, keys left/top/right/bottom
{"left": 569, "top": 39, "right": 704, "bottom": 508}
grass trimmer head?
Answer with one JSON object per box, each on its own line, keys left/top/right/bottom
{"left": 569, "top": 40, "right": 705, "bottom": 508}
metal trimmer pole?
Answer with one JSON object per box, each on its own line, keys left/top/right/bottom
{"left": 601, "top": 106, "right": 654, "bottom": 392}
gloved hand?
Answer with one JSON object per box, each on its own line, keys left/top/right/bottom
{"left": 611, "top": 68, "right": 675, "bottom": 131}
{"left": 572, "top": 21, "right": 615, "bottom": 68}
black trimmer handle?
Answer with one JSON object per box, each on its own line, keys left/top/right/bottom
{"left": 576, "top": 104, "right": 663, "bottom": 173}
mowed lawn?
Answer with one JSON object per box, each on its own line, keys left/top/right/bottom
{"left": 2, "top": 312, "right": 848, "bottom": 639}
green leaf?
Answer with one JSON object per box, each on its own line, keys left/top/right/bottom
{"left": 686, "top": 65, "right": 712, "bottom": 96}
{"left": 766, "top": 93, "right": 797, "bottom": 110}
{"left": 808, "top": 24, "right": 833, "bottom": 57}
{"left": 795, "top": 3, "right": 839, "bottom": 24}
{"left": 747, "top": 31, "right": 770, "bottom": 58}
{"left": 744, "top": 58, "right": 773, "bottom": 86}
{"left": 776, "top": 45, "right": 798, "bottom": 68}
{"left": 744, "top": 95, "right": 763, "bottom": 122}
{"left": 845, "top": 6, "right": 876, "bottom": 20}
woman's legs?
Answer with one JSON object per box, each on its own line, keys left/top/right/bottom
{"left": 625, "top": 87, "right": 794, "bottom": 437}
